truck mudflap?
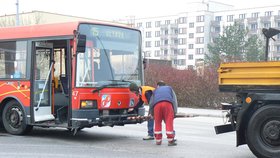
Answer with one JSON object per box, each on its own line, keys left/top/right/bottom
{"left": 215, "top": 124, "right": 235, "bottom": 134}
{"left": 214, "top": 102, "right": 240, "bottom": 134}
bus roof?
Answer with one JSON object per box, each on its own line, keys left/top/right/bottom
{"left": 0, "top": 21, "right": 133, "bottom": 40}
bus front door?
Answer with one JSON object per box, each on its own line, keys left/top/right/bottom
{"left": 32, "top": 42, "right": 55, "bottom": 122}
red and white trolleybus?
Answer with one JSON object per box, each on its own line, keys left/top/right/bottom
{"left": 0, "top": 21, "right": 144, "bottom": 135}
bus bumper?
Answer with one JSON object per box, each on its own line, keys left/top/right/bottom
{"left": 71, "top": 108, "right": 145, "bottom": 128}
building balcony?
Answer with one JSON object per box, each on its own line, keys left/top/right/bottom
{"left": 160, "top": 34, "right": 169, "bottom": 39}
{"left": 160, "top": 24, "right": 178, "bottom": 30}
{"left": 247, "top": 17, "right": 258, "bottom": 23}
{"left": 210, "top": 20, "right": 220, "bottom": 27}
{"left": 248, "top": 29, "right": 258, "bottom": 35}
{"left": 274, "top": 39, "right": 280, "bottom": 45}
{"left": 160, "top": 34, "right": 178, "bottom": 39}
{"left": 210, "top": 32, "right": 220, "bottom": 38}
{"left": 274, "top": 15, "right": 280, "bottom": 21}
{"left": 234, "top": 19, "right": 245, "bottom": 24}
{"left": 260, "top": 16, "right": 272, "bottom": 23}
{"left": 160, "top": 45, "right": 168, "bottom": 49}
{"left": 160, "top": 44, "right": 178, "bottom": 50}
{"left": 159, "top": 55, "right": 170, "bottom": 60}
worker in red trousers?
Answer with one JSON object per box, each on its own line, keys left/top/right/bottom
{"left": 149, "top": 81, "right": 178, "bottom": 146}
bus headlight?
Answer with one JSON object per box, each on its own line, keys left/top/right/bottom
{"left": 80, "top": 100, "right": 97, "bottom": 109}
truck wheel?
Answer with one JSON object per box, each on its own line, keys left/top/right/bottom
{"left": 247, "top": 105, "right": 280, "bottom": 158}
{"left": 2, "top": 100, "right": 32, "bottom": 135}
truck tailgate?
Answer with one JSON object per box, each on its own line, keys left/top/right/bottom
{"left": 218, "top": 61, "right": 280, "bottom": 92}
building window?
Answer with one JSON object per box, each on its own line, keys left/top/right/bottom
{"left": 155, "top": 41, "right": 160, "bottom": 47}
{"left": 145, "top": 41, "right": 151, "bottom": 48}
{"left": 251, "top": 23, "right": 258, "bottom": 30}
{"left": 277, "top": 34, "right": 280, "bottom": 40}
{"left": 277, "top": 45, "right": 280, "bottom": 52}
{"left": 164, "top": 40, "right": 168, "bottom": 45}
{"left": 178, "top": 17, "right": 187, "bottom": 24}
{"left": 145, "top": 31, "right": 152, "bottom": 38}
{"left": 252, "top": 12, "right": 259, "bottom": 18}
{"left": 215, "top": 16, "right": 222, "bottom": 21}
{"left": 177, "top": 59, "right": 186, "bottom": 66}
{"left": 154, "top": 50, "right": 161, "bottom": 57}
{"left": 189, "top": 33, "right": 194, "bottom": 38}
{"left": 145, "top": 51, "right": 151, "bottom": 57}
{"left": 196, "top": 48, "right": 204, "bottom": 54}
{"left": 178, "top": 28, "right": 187, "bottom": 34}
{"left": 178, "top": 49, "right": 186, "bottom": 55}
{"left": 174, "top": 39, "right": 178, "bottom": 45}
{"left": 136, "top": 22, "right": 142, "bottom": 27}
{"left": 173, "top": 49, "right": 178, "bottom": 55}
{"left": 155, "top": 31, "right": 160, "bottom": 37}
{"left": 189, "top": 22, "right": 194, "bottom": 28}
{"left": 165, "top": 20, "right": 170, "bottom": 25}
{"left": 196, "top": 15, "right": 204, "bottom": 22}
{"left": 155, "top": 21, "right": 161, "bottom": 27}
{"left": 146, "top": 22, "right": 151, "bottom": 28}
{"left": 227, "top": 15, "right": 234, "bottom": 22}
{"left": 164, "top": 30, "right": 168, "bottom": 35}
{"left": 196, "top": 26, "right": 204, "bottom": 33}
{"left": 265, "top": 11, "right": 273, "bottom": 16}
{"left": 196, "top": 37, "right": 204, "bottom": 44}
{"left": 178, "top": 38, "right": 186, "bottom": 45}
{"left": 278, "top": 22, "right": 280, "bottom": 27}
{"left": 214, "top": 27, "right": 220, "bottom": 33}
{"left": 239, "top": 14, "right": 246, "bottom": 19}
{"left": 188, "top": 44, "right": 194, "bottom": 49}
{"left": 264, "top": 22, "right": 271, "bottom": 28}
{"left": 164, "top": 49, "right": 168, "bottom": 56}
{"left": 188, "top": 54, "right": 193, "bottom": 60}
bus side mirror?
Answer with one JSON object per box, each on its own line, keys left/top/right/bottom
{"left": 77, "top": 34, "right": 86, "bottom": 53}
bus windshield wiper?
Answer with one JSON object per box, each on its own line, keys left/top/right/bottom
{"left": 92, "top": 82, "right": 127, "bottom": 93}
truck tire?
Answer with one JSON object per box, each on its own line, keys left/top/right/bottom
{"left": 246, "top": 105, "right": 280, "bottom": 158}
{"left": 2, "top": 100, "right": 32, "bottom": 135}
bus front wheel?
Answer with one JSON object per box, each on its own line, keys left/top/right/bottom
{"left": 2, "top": 100, "right": 32, "bottom": 135}
{"left": 246, "top": 105, "right": 280, "bottom": 158}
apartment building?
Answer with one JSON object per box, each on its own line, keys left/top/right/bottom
{"left": 133, "top": 2, "right": 280, "bottom": 69}
{"left": 211, "top": 6, "right": 280, "bottom": 60}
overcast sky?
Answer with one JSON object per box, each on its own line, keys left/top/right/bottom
{"left": 0, "top": 0, "right": 279, "bottom": 20}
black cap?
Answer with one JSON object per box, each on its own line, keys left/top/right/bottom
{"left": 129, "top": 82, "right": 139, "bottom": 92}
{"left": 157, "top": 80, "right": 166, "bottom": 86}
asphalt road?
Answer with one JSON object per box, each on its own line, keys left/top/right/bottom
{"left": 0, "top": 116, "right": 256, "bottom": 158}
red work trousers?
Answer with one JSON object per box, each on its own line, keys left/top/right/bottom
{"left": 154, "top": 101, "right": 175, "bottom": 143}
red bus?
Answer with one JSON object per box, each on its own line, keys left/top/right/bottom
{"left": 0, "top": 21, "right": 145, "bottom": 135}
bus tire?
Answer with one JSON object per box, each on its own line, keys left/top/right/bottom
{"left": 246, "top": 105, "right": 280, "bottom": 158}
{"left": 2, "top": 100, "right": 32, "bottom": 135}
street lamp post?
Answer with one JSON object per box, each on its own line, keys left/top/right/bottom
{"left": 16, "top": 0, "right": 20, "bottom": 26}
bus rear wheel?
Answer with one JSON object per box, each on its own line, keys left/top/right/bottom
{"left": 246, "top": 105, "right": 280, "bottom": 158}
{"left": 2, "top": 100, "right": 32, "bottom": 135}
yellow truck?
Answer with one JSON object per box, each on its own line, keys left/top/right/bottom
{"left": 215, "top": 61, "right": 280, "bottom": 158}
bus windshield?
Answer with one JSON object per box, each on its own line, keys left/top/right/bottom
{"left": 75, "top": 24, "right": 142, "bottom": 87}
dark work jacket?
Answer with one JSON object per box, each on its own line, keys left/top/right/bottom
{"left": 149, "top": 86, "right": 178, "bottom": 116}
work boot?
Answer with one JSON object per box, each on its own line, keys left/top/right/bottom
{"left": 168, "top": 140, "right": 177, "bottom": 146}
{"left": 156, "top": 141, "right": 162, "bottom": 145}
{"left": 143, "top": 135, "right": 154, "bottom": 140}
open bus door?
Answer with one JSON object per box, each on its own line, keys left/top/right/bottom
{"left": 32, "top": 41, "right": 55, "bottom": 122}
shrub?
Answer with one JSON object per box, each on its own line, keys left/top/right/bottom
{"left": 144, "top": 64, "right": 234, "bottom": 109}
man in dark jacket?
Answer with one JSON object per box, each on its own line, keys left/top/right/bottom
{"left": 149, "top": 81, "right": 177, "bottom": 146}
